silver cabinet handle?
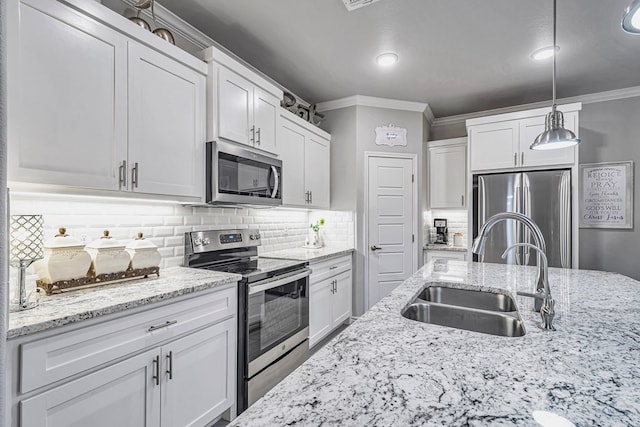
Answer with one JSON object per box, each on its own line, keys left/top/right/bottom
{"left": 131, "top": 162, "right": 139, "bottom": 188}
{"left": 521, "top": 152, "right": 524, "bottom": 166}
{"left": 370, "top": 245, "right": 382, "bottom": 251}
{"left": 152, "top": 355, "right": 160, "bottom": 386}
{"left": 148, "top": 320, "right": 177, "bottom": 332}
{"left": 166, "top": 351, "right": 173, "bottom": 380}
{"left": 305, "top": 191, "right": 310, "bottom": 204}
{"left": 329, "top": 266, "right": 338, "bottom": 270}
{"left": 309, "top": 191, "right": 313, "bottom": 205}
{"left": 119, "top": 160, "right": 127, "bottom": 189}
{"left": 461, "top": 195, "right": 464, "bottom": 206}
{"left": 256, "top": 127, "right": 261, "bottom": 145}
{"left": 514, "top": 152, "right": 518, "bottom": 166}
{"left": 250, "top": 125, "right": 255, "bottom": 144}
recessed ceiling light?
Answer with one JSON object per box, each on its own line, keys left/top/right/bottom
{"left": 376, "top": 52, "right": 398, "bottom": 67}
{"left": 531, "top": 46, "right": 559, "bottom": 61}
{"left": 622, "top": 0, "right": 640, "bottom": 33}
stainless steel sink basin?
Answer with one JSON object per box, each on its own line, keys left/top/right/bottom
{"left": 402, "top": 285, "right": 526, "bottom": 337}
{"left": 416, "top": 286, "right": 517, "bottom": 312}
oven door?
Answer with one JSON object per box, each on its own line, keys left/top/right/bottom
{"left": 206, "top": 141, "right": 282, "bottom": 206}
{"left": 246, "top": 268, "right": 310, "bottom": 378}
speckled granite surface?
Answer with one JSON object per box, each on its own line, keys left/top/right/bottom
{"left": 424, "top": 243, "right": 468, "bottom": 253}
{"left": 8, "top": 267, "right": 241, "bottom": 339}
{"left": 261, "top": 247, "right": 354, "bottom": 262}
{"left": 231, "top": 261, "right": 640, "bottom": 426}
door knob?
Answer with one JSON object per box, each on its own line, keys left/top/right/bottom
{"left": 370, "top": 245, "right": 382, "bottom": 251}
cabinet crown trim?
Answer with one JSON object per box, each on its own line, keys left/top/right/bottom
{"left": 466, "top": 102, "right": 582, "bottom": 128}
{"left": 427, "top": 137, "right": 467, "bottom": 148}
{"left": 280, "top": 108, "right": 331, "bottom": 140}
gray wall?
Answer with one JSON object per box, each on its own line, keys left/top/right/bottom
{"left": 1, "top": 0, "right": 9, "bottom": 419}
{"left": 578, "top": 96, "right": 640, "bottom": 280}
{"left": 323, "top": 106, "right": 426, "bottom": 316}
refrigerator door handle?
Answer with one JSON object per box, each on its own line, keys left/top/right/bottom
{"left": 560, "top": 171, "right": 571, "bottom": 268}
{"left": 523, "top": 174, "right": 532, "bottom": 266}
{"left": 478, "top": 176, "right": 487, "bottom": 263}
{"left": 514, "top": 174, "right": 522, "bottom": 265}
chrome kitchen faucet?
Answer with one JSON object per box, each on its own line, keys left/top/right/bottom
{"left": 471, "top": 212, "right": 548, "bottom": 313}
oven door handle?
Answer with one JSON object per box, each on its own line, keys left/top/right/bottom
{"left": 248, "top": 268, "right": 311, "bottom": 295}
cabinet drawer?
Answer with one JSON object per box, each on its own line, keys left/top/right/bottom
{"left": 309, "top": 254, "right": 352, "bottom": 285}
{"left": 20, "top": 286, "right": 236, "bottom": 394}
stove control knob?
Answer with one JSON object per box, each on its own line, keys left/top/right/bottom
{"left": 249, "top": 235, "right": 255, "bottom": 240}
{"left": 202, "top": 238, "right": 210, "bottom": 246}
{"left": 256, "top": 234, "right": 260, "bottom": 240}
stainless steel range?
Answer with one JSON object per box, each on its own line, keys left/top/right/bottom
{"left": 184, "top": 229, "right": 310, "bottom": 414}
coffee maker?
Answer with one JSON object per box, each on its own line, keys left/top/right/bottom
{"left": 434, "top": 218, "right": 448, "bottom": 244}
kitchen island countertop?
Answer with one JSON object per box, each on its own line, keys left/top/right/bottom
{"left": 8, "top": 267, "right": 241, "bottom": 338}
{"left": 231, "top": 261, "right": 640, "bottom": 426}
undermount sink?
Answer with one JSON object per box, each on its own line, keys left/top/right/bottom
{"left": 402, "top": 285, "right": 526, "bottom": 337}
{"left": 416, "top": 286, "right": 517, "bottom": 312}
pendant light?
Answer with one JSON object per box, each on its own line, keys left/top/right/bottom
{"left": 622, "top": 0, "right": 640, "bottom": 34}
{"left": 531, "top": 0, "right": 581, "bottom": 151}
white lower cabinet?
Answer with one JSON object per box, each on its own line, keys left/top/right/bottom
{"left": 309, "top": 254, "right": 352, "bottom": 348}
{"left": 424, "top": 250, "right": 467, "bottom": 264}
{"left": 8, "top": 287, "right": 237, "bottom": 427}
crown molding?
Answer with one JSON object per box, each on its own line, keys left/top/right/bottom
{"left": 432, "top": 85, "right": 640, "bottom": 128}
{"left": 119, "top": 0, "right": 214, "bottom": 50}
{"left": 316, "top": 95, "right": 430, "bottom": 115}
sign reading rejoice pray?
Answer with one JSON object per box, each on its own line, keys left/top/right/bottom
{"left": 580, "top": 161, "right": 634, "bottom": 229}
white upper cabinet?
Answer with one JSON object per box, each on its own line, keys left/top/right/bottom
{"left": 467, "top": 103, "right": 581, "bottom": 172}
{"left": 128, "top": 43, "right": 205, "bottom": 198}
{"left": 428, "top": 138, "right": 467, "bottom": 209}
{"left": 8, "top": 0, "right": 128, "bottom": 191}
{"left": 7, "top": 0, "right": 207, "bottom": 201}
{"left": 278, "top": 110, "right": 331, "bottom": 209}
{"left": 199, "top": 46, "right": 283, "bottom": 155}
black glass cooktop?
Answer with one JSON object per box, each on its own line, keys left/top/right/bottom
{"left": 201, "top": 257, "right": 306, "bottom": 283}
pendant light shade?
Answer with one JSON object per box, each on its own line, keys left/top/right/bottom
{"left": 531, "top": 0, "right": 581, "bottom": 151}
{"left": 622, "top": 0, "right": 640, "bottom": 34}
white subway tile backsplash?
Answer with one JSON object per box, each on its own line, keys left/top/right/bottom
{"left": 423, "top": 210, "right": 469, "bottom": 244}
{"left": 11, "top": 194, "right": 355, "bottom": 270}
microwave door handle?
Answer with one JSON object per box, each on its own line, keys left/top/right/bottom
{"left": 266, "top": 165, "right": 273, "bottom": 197}
{"left": 249, "top": 269, "right": 311, "bottom": 295}
{"left": 270, "top": 165, "right": 280, "bottom": 199}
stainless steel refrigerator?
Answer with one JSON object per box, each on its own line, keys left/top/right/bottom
{"left": 472, "top": 169, "right": 572, "bottom": 268}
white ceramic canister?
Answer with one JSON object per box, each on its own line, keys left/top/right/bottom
{"left": 33, "top": 228, "right": 92, "bottom": 284}
{"left": 453, "top": 233, "right": 464, "bottom": 247}
{"left": 125, "top": 232, "right": 161, "bottom": 270}
{"left": 85, "top": 230, "right": 131, "bottom": 276}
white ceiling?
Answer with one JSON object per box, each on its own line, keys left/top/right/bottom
{"left": 157, "top": 0, "right": 640, "bottom": 118}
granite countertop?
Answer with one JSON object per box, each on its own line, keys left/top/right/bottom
{"left": 8, "top": 267, "right": 241, "bottom": 339}
{"left": 261, "top": 246, "right": 354, "bottom": 262}
{"left": 424, "top": 243, "right": 467, "bottom": 253}
{"left": 231, "top": 261, "right": 640, "bottom": 426}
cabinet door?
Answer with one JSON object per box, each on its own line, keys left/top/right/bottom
{"left": 305, "top": 136, "right": 331, "bottom": 209}
{"left": 161, "top": 318, "right": 235, "bottom": 427}
{"left": 519, "top": 111, "right": 577, "bottom": 168}
{"left": 218, "top": 67, "right": 253, "bottom": 146}
{"left": 309, "top": 279, "right": 333, "bottom": 348}
{"left": 253, "top": 89, "right": 279, "bottom": 154}
{"left": 279, "top": 120, "right": 307, "bottom": 206}
{"left": 332, "top": 271, "right": 352, "bottom": 326}
{"left": 469, "top": 121, "right": 519, "bottom": 171}
{"left": 128, "top": 43, "right": 205, "bottom": 198}
{"left": 21, "top": 349, "right": 160, "bottom": 427}
{"left": 8, "top": 0, "right": 127, "bottom": 190}
{"left": 429, "top": 145, "right": 466, "bottom": 208}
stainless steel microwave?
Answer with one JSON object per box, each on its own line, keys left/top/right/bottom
{"left": 206, "top": 141, "right": 282, "bottom": 206}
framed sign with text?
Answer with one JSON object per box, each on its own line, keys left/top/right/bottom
{"left": 579, "top": 161, "right": 634, "bottom": 229}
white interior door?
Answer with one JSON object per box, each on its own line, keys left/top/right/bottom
{"left": 367, "top": 155, "right": 415, "bottom": 309}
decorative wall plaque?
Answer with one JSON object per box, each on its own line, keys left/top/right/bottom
{"left": 375, "top": 124, "right": 408, "bottom": 147}
{"left": 579, "top": 161, "right": 634, "bottom": 229}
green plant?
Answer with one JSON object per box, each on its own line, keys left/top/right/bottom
{"left": 310, "top": 218, "right": 325, "bottom": 233}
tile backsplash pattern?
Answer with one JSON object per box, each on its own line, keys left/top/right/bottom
{"left": 423, "top": 210, "right": 469, "bottom": 244}
{"left": 10, "top": 194, "right": 355, "bottom": 270}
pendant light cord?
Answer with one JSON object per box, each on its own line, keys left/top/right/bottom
{"left": 552, "top": 0, "right": 557, "bottom": 106}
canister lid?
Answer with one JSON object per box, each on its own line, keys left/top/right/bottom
{"left": 125, "top": 232, "right": 158, "bottom": 250}
{"left": 86, "top": 230, "right": 126, "bottom": 250}
{"left": 43, "top": 228, "right": 85, "bottom": 249}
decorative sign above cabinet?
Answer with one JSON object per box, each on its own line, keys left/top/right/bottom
{"left": 580, "top": 161, "right": 634, "bottom": 229}
{"left": 375, "top": 124, "right": 408, "bottom": 147}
